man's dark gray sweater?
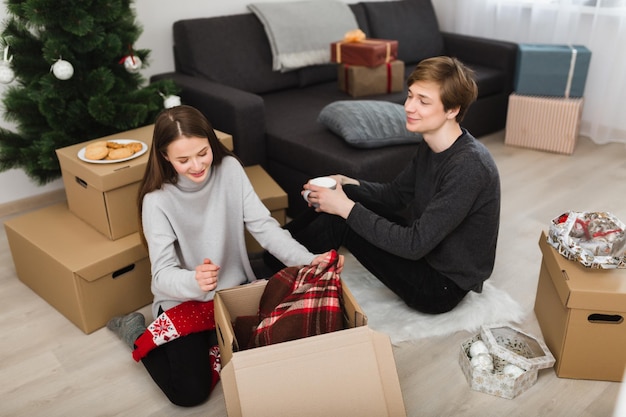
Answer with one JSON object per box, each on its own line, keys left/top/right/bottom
{"left": 345, "top": 130, "right": 500, "bottom": 292}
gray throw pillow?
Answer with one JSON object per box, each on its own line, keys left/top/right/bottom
{"left": 318, "top": 100, "right": 422, "bottom": 148}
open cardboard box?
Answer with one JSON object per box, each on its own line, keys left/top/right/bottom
{"left": 214, "top": 279, "right": 406, "bottom": 417}
{"left": 4, "top": 203, "right": 152, "bottom": 334}
{"left": 535, "top": 231, "right": 626, "bottom": 381}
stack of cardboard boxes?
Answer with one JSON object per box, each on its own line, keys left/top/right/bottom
{"left": 3, "top": 125, "right": 287, "bottom": 334}
{"left": 505, "top": 44, "right": 592, "bottom": 155}
{"left": 331, "top": 36, "right": 404, "bottom": 97}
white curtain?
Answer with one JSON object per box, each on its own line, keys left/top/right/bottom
{"left": 434, "top": 0, "right": 626, "bottom": 144}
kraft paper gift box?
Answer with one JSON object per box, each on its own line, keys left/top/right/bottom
{"left": 459, "top": 325, "right": 555, "bottom": 399}
{"left": 504, "top": 93, "right": 583, "bottom": 155}
{"left": 534, "top": 231, "right": 626, "bottom": 382}
{"left": 515, "top": 44, "right": 591, "bottom": 98}
{"left": 331, "top": 38, "right": 398, "bottom": 67}
{"left": 338, "top": 60, "right": 405, "bottom": 97}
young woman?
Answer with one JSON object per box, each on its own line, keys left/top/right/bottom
{"left": 107, "top": 105, "right": 340, "bottom": 407}
{"left": 272, "top": 56, "right": 501, "bottom": 315}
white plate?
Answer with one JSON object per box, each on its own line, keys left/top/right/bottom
{"left": 77, "top": 139, "right": 148, "bottom": 164}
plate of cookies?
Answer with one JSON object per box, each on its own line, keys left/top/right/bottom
{"left": 78, "top": 139, "right": 148, "bottom": 163}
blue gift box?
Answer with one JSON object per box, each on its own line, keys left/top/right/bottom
{"left": 515, "top": 44, "right": 591, "bottom": 98}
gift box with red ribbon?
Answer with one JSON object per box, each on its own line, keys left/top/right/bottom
{"left": 337, "top": 60, "right": 405, "bottom": 97}
{"left": 331, "top": 29, "right": 398, "bottom": 67}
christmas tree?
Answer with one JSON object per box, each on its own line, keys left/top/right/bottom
{"left": 0, "top": 0, "right": 178, "bottom": 184}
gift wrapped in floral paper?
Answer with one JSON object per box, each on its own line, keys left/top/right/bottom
{"left": 548, "top": 211, "right": 626, "bottom": 269}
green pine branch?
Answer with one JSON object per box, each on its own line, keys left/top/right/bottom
{"left": 0, "top": 0, "right": 179, "bottom": 184}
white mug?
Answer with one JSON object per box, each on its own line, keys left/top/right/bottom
{"left": 303, "top": 176, "right": 337, "bottom": 207}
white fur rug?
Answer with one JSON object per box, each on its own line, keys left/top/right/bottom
{"left": 340, "top": 252, "right": 525, "bottom": 345}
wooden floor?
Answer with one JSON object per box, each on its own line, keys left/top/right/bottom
{"left": 1, "top": 131, "right": 625, "bottom": 416}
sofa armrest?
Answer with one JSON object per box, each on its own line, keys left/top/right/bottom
{"left": 150, "top": 72, "right": 267, "bottom": 167}
{"left": 442, "top": 32, "right": 518, "bottom": 94}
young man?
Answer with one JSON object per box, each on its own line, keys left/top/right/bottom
{"left": 276, "top": 56, "right": 501, "bottom": 314}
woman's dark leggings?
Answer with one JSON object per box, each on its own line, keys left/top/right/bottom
{"left": 140, "top": 324, "right": 218, "bottom": 407}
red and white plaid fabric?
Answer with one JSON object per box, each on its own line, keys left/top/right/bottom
{"left": 249, "top": 249, "right": 344, "bottom": 348}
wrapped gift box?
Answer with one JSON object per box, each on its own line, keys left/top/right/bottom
{"left": 338, "top": 60, "right": 405, "bottom": 97}
{"left": 504, "top": 93, "right": 583, "bottom": 155}
{"left": 331, "top": 38, "right": 398, "bottom": 67}
{"left": 458, "top": 325, "right": 555, "bottom": 399}
{"left": 515, "top": 44, "right": 591, "bottom": 98}
{"left": 535, "top": 231, "right": 626, "bottom": 381}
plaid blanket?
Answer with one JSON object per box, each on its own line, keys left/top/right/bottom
{"left": 241, "top": 249, "right": 344, "bottom": 349}
{"left": 132, "top": 300, "right": 216, "bottom": 362}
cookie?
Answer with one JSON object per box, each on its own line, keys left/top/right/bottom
{"left": 107, "top": 147, "right": 134, "bottom": 160}
{"left": 106, "top": 141, "right": 125, "bottom": 149}
{"left": 125, "top": 142, "right": 143, "bottom": 153}
{"left": 84, "top": 142, "right": 109, "bottom": 160}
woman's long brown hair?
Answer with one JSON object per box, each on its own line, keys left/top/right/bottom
{"left": 136, "top": 105, "right": 238, "bottom": 248}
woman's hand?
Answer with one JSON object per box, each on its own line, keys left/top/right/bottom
{"left": 195, "top": 258, "right": 220, "bottom": 292}
{"left": 311, "top": 251, "right": 345, "bottom": 274}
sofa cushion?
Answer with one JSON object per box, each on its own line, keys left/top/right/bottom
{"left": 362, "top": 0, "right": 444, "bottom": 64}
{"left": 318, "top": 100, "right": 422, "bottom": 148}
{"left": 173, "top": 14, "right": 299, "bottom": 94}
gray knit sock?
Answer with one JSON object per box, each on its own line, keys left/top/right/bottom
{"left": 106, "top": 312, "right": 146, "bottom": 350}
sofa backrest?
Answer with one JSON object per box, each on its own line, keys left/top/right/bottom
{"left": 173, "top": 13, "right": 300, "bottom": 94}
{"left": 361, "top": 0, "right": 444, "bottom": 66}
{"left": 172, "top": 0, "right": 442, "bottom": 94}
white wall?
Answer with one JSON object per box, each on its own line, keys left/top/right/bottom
{"left": 0, "top": 0, "right": 396, "bottom": 206}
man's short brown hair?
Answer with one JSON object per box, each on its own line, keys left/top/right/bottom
{"left": 406, "top": 56, "right": 478, "bottom": 123}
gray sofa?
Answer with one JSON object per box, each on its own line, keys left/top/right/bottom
{"left": 151, "top": 0, "right": 518, "bottom": 216}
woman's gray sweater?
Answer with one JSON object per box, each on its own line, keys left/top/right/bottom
{"left": 142, "top": 156, "right": 315, "bottom": 318}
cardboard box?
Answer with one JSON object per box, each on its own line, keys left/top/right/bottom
{"left": 504, "top": 93, "right": 583, "bottom": 155}
{"left": 331, "top": 38, "right": 398, "bottom": 67}
{"left": 4, "top": 203, "right": 152, "bottom": 334}
{"left": 214, "top": 279, "right": 406, "bottom": 417}
{"left": 338, "top": 60, "right": 405, "bottom": 97}
{"left": 55, "top": 125, "right": 233, "bottom": 240}
{"left": 243, "top": 165, "right": 288, "bottom": 253}
{"left": 515, "top": 44, "right": 591, "bottom": 98}
{"left": 534, "top": 231, "right": 626, "bottom": 381}
{"left": 459, "top": 325, "right": 555, "bottom": 399}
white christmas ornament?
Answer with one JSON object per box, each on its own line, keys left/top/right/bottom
{"left": 51, "top": 58, "right": 74, "bottom": 80}
{"left": 0, "top": 46, "right": 15, "bottom": 84}
{"left": 468, "top": 340, "right": 489, "bottom": 358}
{"left": 123, "top": 55, "right": 142, "bottom": 73}
{"left": 163, "top": 94, "right": 181, "bottom": 109}
{"left": 470, "top": 353, "right": 494, "bottom": 372}
{"left": 502, "top": 363, "right": 525, "bottom": 378}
